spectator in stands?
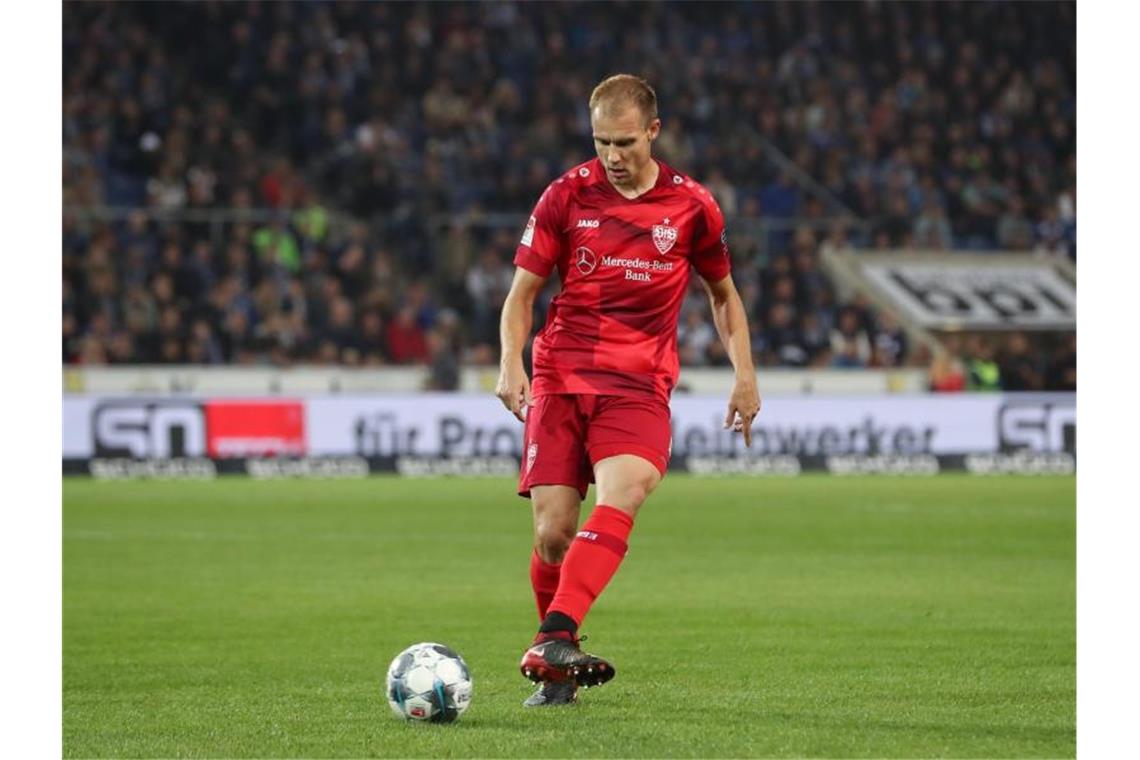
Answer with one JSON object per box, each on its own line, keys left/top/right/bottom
{"left": 997, "top": 196, "right": 1034, "bottom": 251}
{"left": 106, "top": 331, "right": 136, "bottom": 365}
{"left": 762, "top": 302, "right": 810, "bottom": 367}
{"left": 77, "top": 335, "right": 109, "bottom": 365}
{"left": 791, "top": 229, "right": 830, "bottom": 311}
{"left": 830, "top": 308, "right": 872, "bottom": 368}
{"left": 1048, "top": 333, "right": 1077, "bottom": 391}
{"left": 386, "top": 305, "right": 428, "bottom": 364}
{"left": 798, "top": 312, "right": 831, "bottom": 367}
{"left": 876, "top": 195, "right": 914, "bottom": 248}
{"left": 293, "top": 188, "right": 330, "bottom": 247}
{"left": 818, "top": 222, "right": 854, "bottom": 258}
{"left": 913, "top": 199, "right": 953, "bottom": 250}
{"left": 121, "top": 282, "right": 157, "bottom": 339}
{"left": 465, "top": 248, "right": 513, "bottom": 347}
{"left": 759, "top": 255, "right": 795, "bottom": 313}
{"left": 60, "top": 1, "right": 1074, "bottom": 382}
{"left": 998, "top": 332, "right": 1045, "bottom": 391}
{"left": 425, "top": 311, "right": 462, "bottom": 391}
{"left": 847, "top": 292, "right": 879, "bottom": 337}
{"left": 425, "top": 329, "right": 460, "bottom": 391}
{"left": 335, "top": 242, "right": 372, "bottom": 301}
{"left": 678, "top": 309, "right": 718, "bottom": 367}
{"left": 62, "top": 312, "right": 80, "bottom": 363}
{"left": 151, "top": 305, "right": 183, "bottom": 363}
{"left": 1034, "top": 206, "right": 1070, "bottom": 258}
{"left": 871, "top": 311, "right": 908, "bottom": 368}
{"left": 219, "top": 308, "right": 252, "bottom": 362}
{"left": 760, "top": 172, "right": 800, "bottom": 218}
{"left": 357, "top": 310, "right": 389, "bottom": 365}
{"left": 929, "top": 348, "right": 966, "bottom": 393}
{"left": 319, "top": 297, "right": 359, "bottom": 358}
{"left": 253, "top": 215, "right": 301, "bottom": 274}
{"left": 185, "top": 318, "right": 224, "bottom": 365}
{"left": 965, "top": 336, "right": 1003, "bottom": 391}
{"left": 146, "top": 161, "right": 187, "bottom": 210}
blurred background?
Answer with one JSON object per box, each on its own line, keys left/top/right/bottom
{"left": 62, "top": 0, "right": 1074, "bottom": 385}
{"left": 61, "top": 0, "right": 1075, "bottom": 471}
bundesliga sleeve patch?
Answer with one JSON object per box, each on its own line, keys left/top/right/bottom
{"left": 521, "top": 215, "right": 536, "bottom": 247}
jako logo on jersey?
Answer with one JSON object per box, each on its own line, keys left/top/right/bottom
{"left": 575, "top": 246, "right": 598, "bottom": 275}
{"left": 521, "top": 215, "right": 536, "bottom": 247}
{"left": 576, "top": 219, "right": 599, "bottom": 228}
{"left": 526, "top": 442, "right": 538, "bottom": 472}
{"left": 652, "top": 218, "right": 679, "bottom": 254}
{"left": 579, "top": 167, "right": 590, "bottom": 177}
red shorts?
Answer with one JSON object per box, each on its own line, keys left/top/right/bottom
{"left": 517, "top": 394, "right": 672, "bottom": 499}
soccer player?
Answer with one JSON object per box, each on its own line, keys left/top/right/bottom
{"left": 495, "top": 74, "right": 762, "bottom": 707}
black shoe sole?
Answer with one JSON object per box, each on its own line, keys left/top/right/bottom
{"left": 522, "top": 683, "right": 579, "bottom": 707}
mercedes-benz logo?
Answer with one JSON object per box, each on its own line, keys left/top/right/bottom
{"left": 575, "top": 246, "right": 597, "bottom": 275}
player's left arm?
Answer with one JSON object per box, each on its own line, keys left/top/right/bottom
{"left": 702, "top": 274, "right": 762, "bottom": 446}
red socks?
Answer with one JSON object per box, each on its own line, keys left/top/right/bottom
{"left": 546, "top": 505, "right": 634, "bottom": 628}
{"left": 529, "top": 550, "right": 561, "bottom": 620}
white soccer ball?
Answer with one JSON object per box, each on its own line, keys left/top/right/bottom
{"left": 386, "top": 642, "right": 473, "bottom": 723}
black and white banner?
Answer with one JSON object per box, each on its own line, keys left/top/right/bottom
{"left": 861, "top": 260, "right": 1075, "bottom": 330}
{"left": 63, "top": 452, "right": 1076, "bottom": 479}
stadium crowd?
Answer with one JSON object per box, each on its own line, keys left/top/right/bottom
{"left": 63, "top": 1, "right": 1076, "bottom": 389}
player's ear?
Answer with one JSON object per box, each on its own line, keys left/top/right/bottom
{"left": 646, "top": 117, "right": 661, "bottom": 142}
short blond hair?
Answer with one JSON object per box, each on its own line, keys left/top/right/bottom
{"left": 589, "top": 74, "right": 658, "bottom": 125}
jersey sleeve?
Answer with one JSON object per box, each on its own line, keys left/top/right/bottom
{"left": 691, "top": 195, "right": 732, "bottom": 282}
{"left": 514, "top": 182, "right": 567, "bottom": 277}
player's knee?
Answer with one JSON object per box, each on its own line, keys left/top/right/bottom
{"left": 533, "top": 518, "right": 575, "bottom": 563}
{"left": 607, "top": 476, "right": 655, "bottom": 513}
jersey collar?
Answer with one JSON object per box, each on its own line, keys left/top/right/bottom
{"left": 599, "top": 158, "right": 671, "bottom": 202}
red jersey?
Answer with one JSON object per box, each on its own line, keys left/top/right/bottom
{"left": 514, "top": 158, "right": 732, "bottom": 402}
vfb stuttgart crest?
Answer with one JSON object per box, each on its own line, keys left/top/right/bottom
{"left": 652, "top": 218, "right": 678, "bottom": 255}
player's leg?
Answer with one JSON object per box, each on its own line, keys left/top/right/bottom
{"left": 516, "top": 395, "right": 593, "bottom": 704}
{"left": 540, "top": 453, "right": 662, "bottom": 634}
{"left": 522, "top": 485, "right": 582, "bottom": 706}
{"left": 518, "top": 394, "right": 589, "bottom": 621}
{"left": 593, "top": 453, "right": 664, "bottom": 518}
{"left": 529, "top": 485, "right": 580, "bottom": 620}
{"left": 523, "top": 396, "right": 671, "bottom": 689}
{"left": 543, "top": 395, "right": 670, "bottom": 635}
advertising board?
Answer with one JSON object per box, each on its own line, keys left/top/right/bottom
{"left": 63, "top": 393, "right": 1075, "bottom": 478}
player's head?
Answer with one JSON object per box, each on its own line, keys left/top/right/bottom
{"left": 589, "top": 74, "right": 660, "bottom": 189}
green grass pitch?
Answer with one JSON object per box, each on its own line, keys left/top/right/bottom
{"left": 64, "top": 475, "right": 1074, "bottom": 758}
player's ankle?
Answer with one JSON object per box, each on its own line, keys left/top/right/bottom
{"left": 538, "top": 611, "right": 579, "bottom": 637}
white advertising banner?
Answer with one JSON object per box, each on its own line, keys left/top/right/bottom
{"left": 861, "top": 261, "right": 1076, "bottom": 330}
{"left": 63, "top": 396, "right": 97, "bottom": 458}
{"left": 62, "top": 393, "right": 1075, "bottom": 459}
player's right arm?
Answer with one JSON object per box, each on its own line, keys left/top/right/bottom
{"left": 496, "top": 267, "right": 548, "bottom": 422}
{"left": 497, "top": 180, "right": 568, "bottom": 421}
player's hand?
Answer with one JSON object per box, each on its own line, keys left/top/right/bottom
{"left": 495, "top": 358, "right": 533, "bottom": 423}
{"left": 724, "top": 375, "right": 762, "bottom": 447}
